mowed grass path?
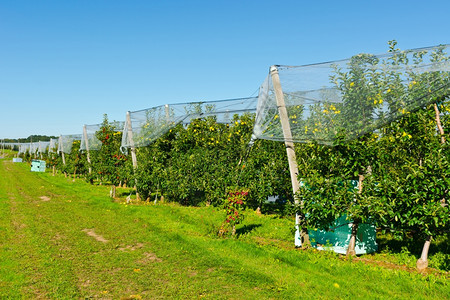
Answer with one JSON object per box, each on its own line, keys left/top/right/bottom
{"left": 0, "top": 160, "right": 448, "bottom": 299}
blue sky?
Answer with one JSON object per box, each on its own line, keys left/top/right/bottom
{"left": 1, "top": 0, "right": 449, "bottom": 139}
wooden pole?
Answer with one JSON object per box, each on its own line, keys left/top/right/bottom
{"left": 417, "top": 103, "right": 446, "bottom": 270}
{"left": 126, "top": 112, "right": 138, "bottom": 169}
{"left": 83, "top": 125, "right": 92, "bottom": 174}
{"left": 165, "top": 104, "right": 170, "bottom": 123}
{"left": 59, "top": 136, "right": 66, "bottom": 166}
{"left": 270, "top": 65, "right": 310, "bottom": 247}
{"left": 126, "top": 111, "right": 140, "bottom": 200}
{"left": 434, "top": 103, "right": 446, "bottom": 144}
{"left": 59, "top": 136, "right": 67, "bottom": 177}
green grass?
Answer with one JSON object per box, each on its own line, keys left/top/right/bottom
{"left": 0, "top": 159, "right": 449, "bottom": 299}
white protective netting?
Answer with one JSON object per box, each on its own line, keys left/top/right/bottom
{"left": 48, "top": 138, "right": 58, "bottom": 153}
{"left": 38, "top": 141, "right": 50, "bottom": 154}
{"left": 80, "top": 121, "right": 125, "bottom": 151}
{"left": 121, "top": 97, "right": 258, "bottom": 150}
{"left": 252, "top": 45, "right": 450, "bottom": 145}
{"left": 0, "top": 142, "right": 20, "bottom": 149}
{"left": 18, "top": 143, "right": 29, "bottom": 154}
{"left": 58, "top": 134, "right": 82, "bottom": 154}
{"left": 30, "top": 142, "right": 38, "bottom": 154}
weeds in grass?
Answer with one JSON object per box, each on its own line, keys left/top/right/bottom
{"left": 0, "top": 160, "right": 449, "bottom": 299}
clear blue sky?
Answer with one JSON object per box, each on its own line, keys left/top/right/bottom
{"left": 1, "top": 0, "right": 449, "bottom": 139}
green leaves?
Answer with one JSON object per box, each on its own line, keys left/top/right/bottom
{"left": 298, "top": 41, "right": 450, "bottom": 243}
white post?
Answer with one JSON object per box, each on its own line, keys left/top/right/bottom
{"left": 126, "top": 112, "right": 138, "bottom": 169}
{"left": 126, "top": 111, "right": 140, "bottom": 200}
{"left": 165, "top": 104, "right": 170, "bottom": 123}
{"left": 59, "top": 136, "right": 66, "bottom": 165}
{"left": 270, "top": 65, "right": 310, "bottom": 247}
{"left": 83, "top": 125, "right": 92, "bottom": 174}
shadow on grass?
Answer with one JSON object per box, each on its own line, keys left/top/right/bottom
{"left": 117, "top": 189, "right": 137, "bottom": 197}
{"left": 377, "top": 232, "right": 449, "bottom": 256}
{"left": 236, "top": 224, "right": 262, "bottom": 237}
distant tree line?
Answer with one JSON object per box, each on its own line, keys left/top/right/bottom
{"left": 2, "top": 135, "right": 58, "bottom": 143}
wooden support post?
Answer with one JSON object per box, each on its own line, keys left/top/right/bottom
{"left": 59, "top": 135, "right": 67, "bottom": 177}
{"left": 417, "top": 103, "right": 447, "bottom": 270}
{"left": 434, "top": 103, "right": 446, "bottom": 144}
{"left": 83, "top": 125, "right": 92, "bottom": 174}
{"left": 59, "top": 136, "right": 66, "bottom": 166}
{"left": 270, "top": 65, "right": 310, "bottom": 247}
{"left": 165, "top": 104, "right": 170, "bottom": 123}
{"left": 126, "top": 111, "right": 140, "bottom": 200}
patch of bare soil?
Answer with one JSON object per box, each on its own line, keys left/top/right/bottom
{"left": 138, "top": 252, "right": 162, "bottom": 263}
{"left": 39, "top": 196, "right": 51, "bottom": 201}
{"left": 118, "top": 243, "right": 144, "bottom": 251}
{"left": 12, "top": 219, "right": 27, "bottom": 230}
{"left": 3, "top": 160, "right": 13, "bottom": 171}
{"left": 252, "top": 236, "right": 292, "bottom": 250}
{"left": 353, "top": 257, "right": 449, "bottom": 278}
{"left": 82, "top": 229, "right": 109, "bottom": 243}
{"left": 188, "top": 271, "right": 198, "bottom": 277}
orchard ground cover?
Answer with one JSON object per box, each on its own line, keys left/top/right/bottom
{"left": 0, "top": 159, "right": 449, "bottom": 299}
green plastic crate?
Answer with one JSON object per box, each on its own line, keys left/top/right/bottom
{"left": 31, "top": 159, "right": 46, "bottom": 172}
{"left": 296, "top": 180, "right": 378, "bottom": 254}
{"left": 308, "top": 215, "right": 378, "bottom": 254}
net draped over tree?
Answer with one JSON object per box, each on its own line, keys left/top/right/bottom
{"left": 121, "top": 96, "right": 258, "bottom": 151}
{"left": 80, "top": 121, "right": 124, "bottom": 151}
{"left": 38, "top": 141, "right": 50, "bottom": 154}
{"left": 252, "top": 45, "right": 450, "bottom": 145}
{"left": 48, "top": 138, "right": 58, "bottom": 153}
{"left": 58, "top": 134, "right": 82, "bottom": 154}
{"left": 18, "top": 143, "right": 29, "bottom": 154}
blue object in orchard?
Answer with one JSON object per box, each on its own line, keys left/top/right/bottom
{"left": 31, "top": 159, "right": 46, "bottom": 172}
{"left": 309, "top": 215, "right": 378, "bottom": 255}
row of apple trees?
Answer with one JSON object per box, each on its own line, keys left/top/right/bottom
{"left": 18, "top": 41, "right": 449, "bottom": 269}
{"left": 20, "top": 113, "right": 293, "bottom": 211}
{"left": 296, "top": 41, "right": 449, "bottom": 268}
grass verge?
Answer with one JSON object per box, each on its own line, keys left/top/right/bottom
{"left": 0, "top": 159, "right": 448, "bottom": 299}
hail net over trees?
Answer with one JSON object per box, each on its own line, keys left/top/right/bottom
{"left": 1, "top": 142, "right": 20, "bottom": 150}
{"left": 121, "top": 97, "right": 258, "bottom": 150}
{"left": 80, "top": 121, "right": 124, "bottom": 151}
{"left": 48, "top": 138, "right": 58, "bottom": 153}
{"left": 18, "top": 143, "right": 29, "bottom": 154}
{"left": 58, "top": 134, "right": 82, "bottom": 154}
{"left": 38, "top": 141, "right": 50, "bottom": 154}
{"left": 30, "top": 142, "right": 38, "bottom": 154}
{"left": 252, "top": 45, "right": 450, "bottom": 145}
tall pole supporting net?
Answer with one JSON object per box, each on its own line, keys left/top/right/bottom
{"left": 269, "top": 66, "right": 310, "bottom": 247}
{"left": 83, "top": 125, "right": 92, "bottom": 174}
{"left": 125, "top": 111, "right": 139, "bottom": 200}
{"left": 252, "top": 44, "right": 450, "bottom": 248}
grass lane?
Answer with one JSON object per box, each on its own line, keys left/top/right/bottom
{"left": 0, "top": 160, "right": 449, "bottom": 299}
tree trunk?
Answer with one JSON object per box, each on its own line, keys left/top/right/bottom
{"left": 347, "top": 174, "right": 364, "bottom": 256}
{"left": 416, "top": 104, "right": 446, "bottom": 270}
{"left": 417, "top": 236, "right": 432, "bottom": 271}
{"left": 346, "top": 222, "right": 359, "bottom": 257}
{"left": 434, "top": 103, "right": 445, "bottom": 144}
{"left": 110, "top": 185, "right": 116, "bottom": 198}
{"left": 52, "top": 165, "right": 55, "bottom": 176}
{"left": 301, "top": 226, "right": 311, "bottom": 247}
{"left": 134, "top": 185, "right": 140, "bottom": 201}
